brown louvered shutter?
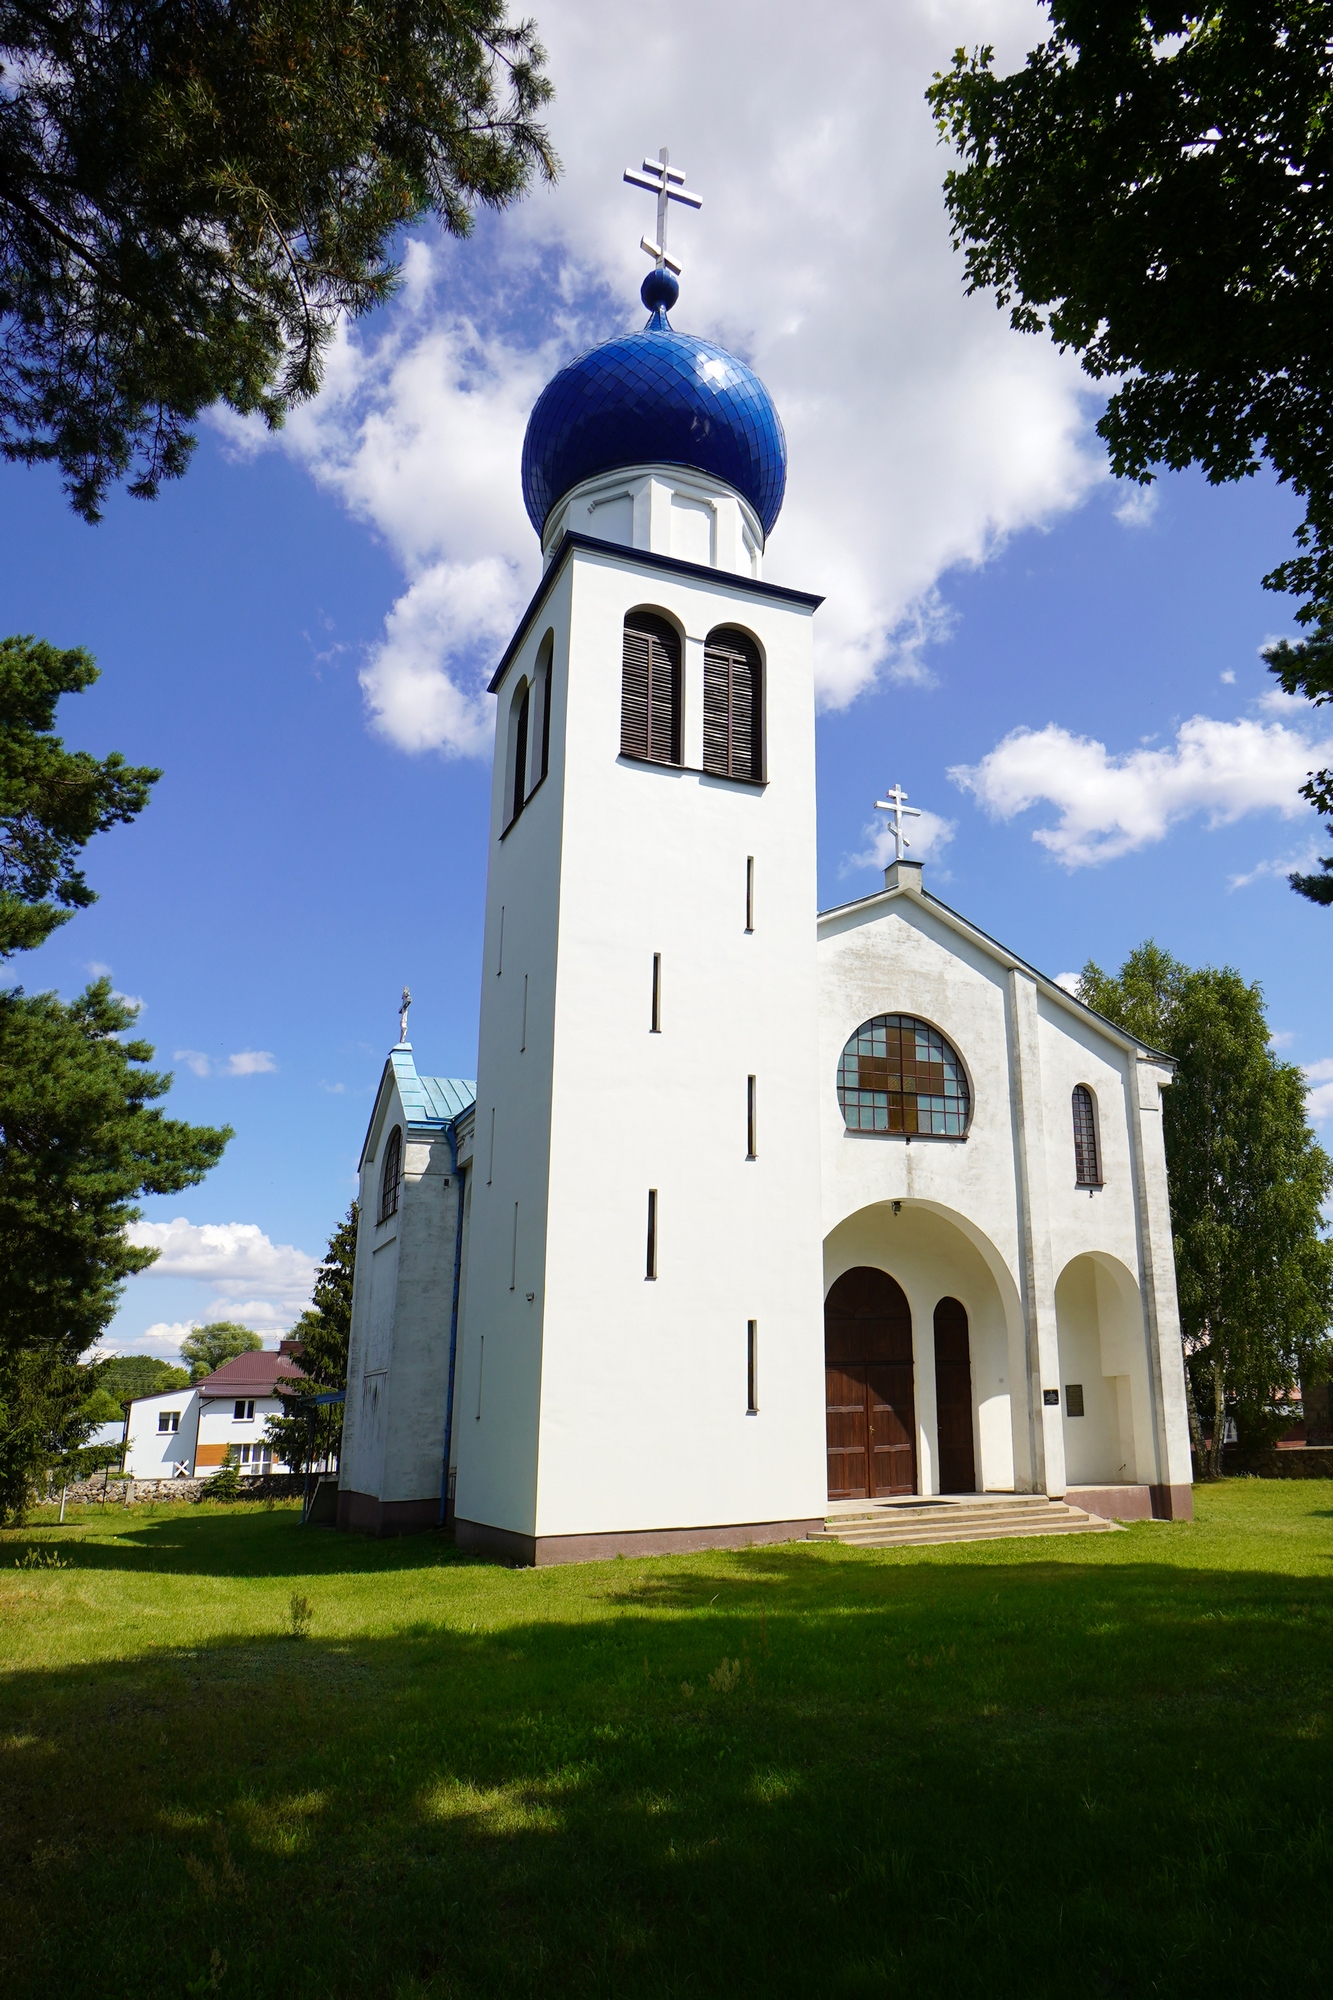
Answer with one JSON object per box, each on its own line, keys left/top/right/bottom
{"left": 622, "top": 616, "right": 681, "bottom": 764}
{"left": 703, "top": 628, "right": 762, "bottom": 779}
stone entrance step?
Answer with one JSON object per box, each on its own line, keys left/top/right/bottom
{"left": 810, "top": 1492, "right": 1120, "bottom": 1550}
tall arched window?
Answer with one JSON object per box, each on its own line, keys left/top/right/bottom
{"left": 837, "top": 1015, "right": 970, "bottom": 1135}
{"left": 621, "top": 612, "right": 682, "bottom": 765}
{"left": 1072, "top": 1085, "right": 1102, "bottom": 1186}
{"left": 535, "top": 631, "right": 553, "bottom": 785}
{"left": 510, "top": 679, "right": 530, "bottom": 825}
{"left": 378, "top": 1126, "right": 403, "bottom": 1222}
{"left": 703, "top": 625, "right": 763, "bottom": 781}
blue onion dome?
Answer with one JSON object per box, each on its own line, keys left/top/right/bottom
{"left": 521, "top": 270, "right": 787, "bottom": 541}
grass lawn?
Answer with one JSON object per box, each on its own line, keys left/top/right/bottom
{"left": 1, "top": 1483, "right": 1331, "bottom": 1999}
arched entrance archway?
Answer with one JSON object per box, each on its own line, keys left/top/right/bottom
{"left": 824, "top": 1267, "right": 917, "bottom": 1499}
{"left": 933, "top": 1298, "right": 976, "bottom": 1493}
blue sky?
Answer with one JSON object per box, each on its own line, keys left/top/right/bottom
{"left": 3, "top": 0, "right": 1330, "bottom": 1355}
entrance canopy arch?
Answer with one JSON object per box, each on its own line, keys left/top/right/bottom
{"left": 823, "top": 1201, "right": 1029, "bottom": 1497}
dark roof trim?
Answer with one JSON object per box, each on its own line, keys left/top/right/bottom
{"left": 488, "top": 532, "right": 824, "bottom": 694}
{"left": 817, "top": 882, "right": 1176, "bottom": 1069}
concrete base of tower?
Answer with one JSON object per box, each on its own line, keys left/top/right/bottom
{"left": 336, "top": 1488, "right": 441, "bottom": 1536}
{"left": 454, "top": 1515, "right": 824, "bottom": 1567}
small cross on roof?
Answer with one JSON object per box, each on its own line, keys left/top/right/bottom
{"left": 624, "top": 146, "right": 702, "bottom": 275}
{"left": 874, "top": 784, "right": 922, "bottom": 863}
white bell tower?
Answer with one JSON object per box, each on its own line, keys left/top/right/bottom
{"left": 452, "top": 171, "right": 828, "bottom": 1563}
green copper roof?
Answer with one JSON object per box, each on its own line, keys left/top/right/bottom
{"left": 388, "top": 1048, "right": 476, "bottom": 1128}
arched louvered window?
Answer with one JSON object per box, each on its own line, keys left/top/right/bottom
{"left": 621, "top": 612, "right": 682, "bottom": 766}
{"left": 378, "top": 1126, "right": 403, "bottom": 1223}
{"left": 1072, "top": 1086, "right": 1102, "bottom": 1186}
{"left": 703, "top": 626, "right": 763, "bottom": 781}
{"left": 510, "top": 680, "right": 530, "bottom": 826}
{"left": 837, "top": 1015, "right": 970, "bottom": 1135}
{"left": 536, "top": 631, "right": 553, "bottom": 784}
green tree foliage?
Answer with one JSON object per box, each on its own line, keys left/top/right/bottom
{"left": 97, "top": 1353, "right": 190, "bottom": 1404}
{"left": 1080, "top": 943, "right": 1333, "bottom": 1474}
{"left": 265, "top": 1205, "right": 357, "bottom": 1475}
{"left": 0, "top": 1, "right": 556, "bottom": 521}
{"left": 0, "top": 980, "right": 230, "bottom": 1360}
{"left": 0, "top": 1349, "right": 103, "bottom": 1521}
{"left": 180, "top": 1321, "right": 262, "bottom": 1383}
{"left": 928, "top": 6, "right": 1333, "bottom": 902}
{"left": 1, "top": 635, "right": 158, "bottom": 956}
{"left": 79, "top": 1383, "right": 124, "bottom": 1428}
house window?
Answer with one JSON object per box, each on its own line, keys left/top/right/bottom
{"left": 379, "top": 1125, "right": 402, "bottom": 1222}
{"left": 837, "top": 1015, "right": 970, "bottom": 1135}
{"left": 233, "top": 1399, "right": 255, "bottom": 1422}
{"left": 239, "top": 1443, "right": 272, "bottom": 1470}
{"left": 703, "top": 626, "right": 762, "bottom": 780}
{"left": 1072, "top": 1085, "right": 1102, "bottom": 1186}
{"left": 158, "top": 1411, "right": 180, "bottom": 1433}
{"left": 621, "top": 613, "right": 682, "bottom": 766}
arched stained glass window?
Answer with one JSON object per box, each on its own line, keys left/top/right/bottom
{"left": 1072, "top": 1085, "right": 1102, "bottom": 1186}
{"left": 378, "top": 1126, "right": 403, "bottom": 1222}
{"left": 836, "top": 1015, "right": 970, "bottom": 1135}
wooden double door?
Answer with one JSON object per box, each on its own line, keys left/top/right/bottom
{"left": 824, "top": 1267, "right": 918, "bottom": 1498}
{"left": 824, "top": 1272, "right": 979, "bottom": 1500}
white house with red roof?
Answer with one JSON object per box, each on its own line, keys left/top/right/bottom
{"left": 122, "top": 1343, "right": 306, "bottom": 1479}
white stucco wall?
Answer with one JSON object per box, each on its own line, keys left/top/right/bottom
{"left": 123, "top": 1391, "right": 197, "bottom": 1478}
{"left": 456, "top": 532, "right": 828, "bottom": 1540}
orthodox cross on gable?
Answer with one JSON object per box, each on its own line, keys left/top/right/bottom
{"left": 398, "top": 986, "right": 412, "bottom": 1044}
{"left": 874, "top": 784, "right": 922, "bottom": 863}
{"left": 623, "top": 146, "right": 702, "bottom": 275}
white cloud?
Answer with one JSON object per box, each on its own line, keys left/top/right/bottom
{"left": 227, "top": 0, "right": 1104, "bottom": 755}
{"left": 1113, "top": 484, "right": 1158, "bottom": 528}
{"left": 843, "top": 807, "right": 956, "bottom": 875}
{"left": 950, "top": 714, "right": 1333, "bottom": 868}
{"left": 1053, "top": 971, "right": 1083, "bottom": 997}
{"left": 1229, "top": 841, "right": 1322, "bottom": 891}
{"left": 95, "top": 1319, "right": 201, "bottom": 1362}
{"left": 126, "top": 1218, "right": 316, "bottom": 1321}
{"left": 175, "top": 1049, "right": 212, "bottom": 1077}
{"left": 226, "top": 1050, "right": 277, "bottom": 1076}
{"left": 1220, "top": 670, "right": 1236, "bottom": 685}
{"left": 87, "top": 959, "right": 113, "bottom": 977}
{"left": 1269, "top": 1029, "right": 1295, "bottom": 1049}
{"left": 1305, "top": 1059, "right": 1333, "bottom": 1124}
{"left": 319, "top": 1081, "right": 346, "bottom": 1095}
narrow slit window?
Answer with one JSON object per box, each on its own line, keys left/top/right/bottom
{"left": 510, "top": 1202, "right": 519, "bottom": 1291}
{"left": 646, "top": 1189, "right": 658, "bottom": 1280}
{"left": 651, "top": 952, "right": 662, "bottom": 1033}
{"left": 747, "top": 1320, "right": 758, "bottom": 1414}
{"left": 703, "top": 626, "right": 763, "bottom": 780}
{"left": 745, "top": 855, "right": 755, "bottom": 932}
{"left": 747, "top": 1075, "right": 758, "bottom": 1159}
{"left": 537, "top": 634, "right": 553, "bottom": 783}
{"left": 487, "top": 1107, "right": 495, "bottom": 1186}
{"left": 1072, "top": 1085, "right": 1102, "bottom": 1187}
{"left": 521, "top": 973, "right": 528, "bottom": 1053}
{"left": 476, "top": 1336, "right": 485, "bottom": 1419}
{"left": 621, "top": 614, "right": 682, "bottom": 765}
{"left": 497, "top": 905, "right": 504, "bottom": 976}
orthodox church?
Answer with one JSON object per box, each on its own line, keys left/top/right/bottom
{"left": 336, "top": 162, "right": 1194, "bottom": 1558}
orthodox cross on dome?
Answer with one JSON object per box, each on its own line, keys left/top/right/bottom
{"left": 623, "top": 147, "right": 702, "bottom": 276}
{"left": 874, "top": 783, "right": 922, "bottom": 863}
{"left": 398, "top": 985, "right": 412, "bottom": 1045}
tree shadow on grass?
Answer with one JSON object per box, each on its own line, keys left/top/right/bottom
{"left": 2, "top": 1550, "right": 1331, "bottom": 2000}
{"left": 2, "top": 1506, "right": 481, "bottom": 1580}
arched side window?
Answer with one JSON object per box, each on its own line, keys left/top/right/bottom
{"left": 1072, "top": 1085, "right": 1102, "bottom": 1186}
{"left": 378, "top": 1126, "right": 403, "bottom": 1223}
{"left": 535, "top": 630, "right": 554, "bottom": 786}
{"left": 837, "top": 1015, "right": 970, "bottom": 1135}
{"left": 703, "top": 625, "right": 763, "bottom": 781}
{"left": 621, "top": 612, "right": 682, "bottom": 766}
{"left": 507, "top": 677, "right": 531, "bottom": 828}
